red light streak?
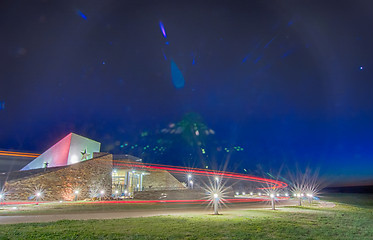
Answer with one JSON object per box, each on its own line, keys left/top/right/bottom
{"left": 0, "top": 150, "right": 40, "bottom": 158}
{"left": 113, "top": 161, "right": 288, "bottom": 189}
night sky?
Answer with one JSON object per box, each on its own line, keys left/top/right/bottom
{"left": 1, "top": 0, "right": 372, "bottom": 186}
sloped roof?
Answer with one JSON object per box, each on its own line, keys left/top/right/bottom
{"left": 21, "top": 133, "right": 101, "bottom": 171}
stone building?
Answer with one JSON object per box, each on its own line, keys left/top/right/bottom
{"left": 0, "top": 133, "right": 186, "bottom": 201}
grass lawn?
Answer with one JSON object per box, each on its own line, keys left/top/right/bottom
{"left": 0, "top": 193, "right": 372, "bottom": 240}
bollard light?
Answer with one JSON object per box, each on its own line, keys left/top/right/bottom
{"left": 270, "top": 193, "right": 276, "bottom": 210}
{"left": 213, "top": 193, "right": 219, "bottom": 215}
{"left": 74, "top": 190, "right": 79, "bottom": 201}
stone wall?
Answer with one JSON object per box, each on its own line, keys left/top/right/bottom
{"left": 3, "top": 154, "right": 113, "bottom": 201}
{"left": 142, "top": 170, "right": 186, "bottom": 191}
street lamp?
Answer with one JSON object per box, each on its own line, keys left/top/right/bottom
{"left": 270, "top": 193, "right": 275, "bottom": 210}
{"left": 100, "top": 190, "right": 105, "bottom": 200}
{"left": 187, "top": 174, "right": 192, "bottom": 188}
{"left": 213, "top": 193, "right": 219, "bottom": 215}
{"left": 115, "top": 190, "right": 119, "bottom": 199}
{"left": 35, "top": 191, "right": 42, "bottom": 204}
{"left": 297, "top": 193, "right": 302, "bottom": 206}
{"left": 189, "top": 180, "right": 194, "bottom": 189}
{"left": 74, "top": 190, "right": 79, "bottom": 201}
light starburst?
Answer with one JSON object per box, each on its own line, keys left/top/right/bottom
{"left": 202, "top": 175, "right": 230, "bottom": 215}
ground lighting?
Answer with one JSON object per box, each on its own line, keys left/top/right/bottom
{"left": 100, "top": 190, "right": 105, "bottom": 200}
{"left": 114, "top": 190, "right": 119, "bottom": 199}
{"left": 74, "top": 190, "right": 79, "bottom": 201}
{"left": 35, "top": 191, "right": 42, "bottom": 203}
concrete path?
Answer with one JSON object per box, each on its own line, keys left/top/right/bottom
{"left": 0, "top": 200, "right": 296, "bottom": 224}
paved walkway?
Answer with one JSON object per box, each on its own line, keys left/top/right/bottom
{"left": 0, "top": 200, "right": 296, "bottom": 224}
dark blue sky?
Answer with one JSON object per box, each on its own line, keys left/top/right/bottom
{"left": 0, "top": 0, "right": 372, "bottom": 186}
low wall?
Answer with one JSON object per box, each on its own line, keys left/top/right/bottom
{"left": 3, "top": 154, "right": 113, "bottom": 201}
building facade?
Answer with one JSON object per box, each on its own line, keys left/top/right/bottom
{"left": 0, "top": 133, "right": 187, "bottom": 201}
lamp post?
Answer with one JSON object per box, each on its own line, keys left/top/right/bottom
{"left": 189, "top": 180, "right": 194, "bottom": 189}
{"left": 35, "top": 192, "right": 41, "bottom": 204}
{"left": 213, "top": 193, "right": 219, "bottom": 215}
{"left": 100, "top": 190, "right": 105, "bottom": 201}
{"left": 74, "top": 190, "right": 79, "bottom": 201}
{"left": 270, "top": 193, "right": 275, "bottom": 210}
{"left": 115, "top": 190, "right": 119, "bottom": 200}
{"left": 187, "top": 174, "right": 192, "bottom": 188}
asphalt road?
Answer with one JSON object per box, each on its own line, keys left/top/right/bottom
{"left": 0, "top": 200, "right": 296, "bottom": 224}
